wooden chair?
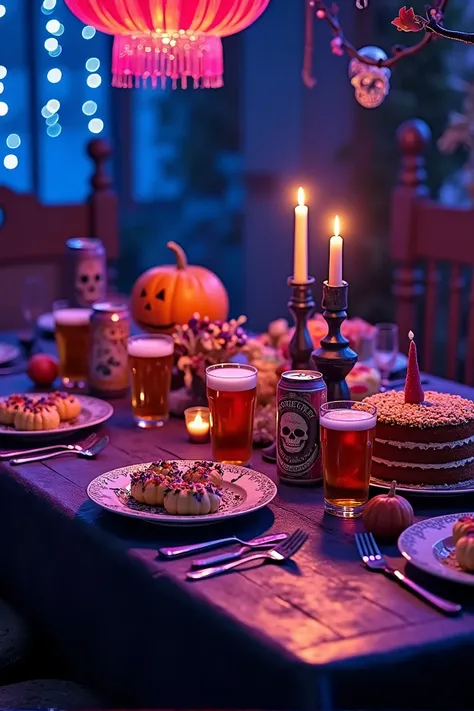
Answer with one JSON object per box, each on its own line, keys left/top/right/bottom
{"left": 0, "top": 140, "right": 118, "bottom": 330}
{"left": 391, "top": 119, "right": 474, "bottom": 384}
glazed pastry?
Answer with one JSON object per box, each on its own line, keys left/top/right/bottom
{"left": 129, "top": 461, "right": 179, "bottom": 505}
{"left": 46, "top": 392, "right": 81, "bottom": 421}
{"left": 453, "top": 515, "right": 474, "bottom": 543}
{"left": 455, "top": 531, "right": 474, "bottom": 572}
{"left": 0, "top": 395, "right": 30, "bottom": 426}
{"left": 164, "top": 481, "right": 221, "bottom": 516}
{"left": 14, "top": 402, "right": 60, "bottom": 431}
{"left": 183, "top": 461, "right": 224, "bottom": 488}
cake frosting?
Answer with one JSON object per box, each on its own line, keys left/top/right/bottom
{"left": 364, "top": 390, "right": 474, "bottom": 485}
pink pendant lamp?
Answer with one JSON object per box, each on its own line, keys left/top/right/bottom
{"left": 64, "top": 0, "right": 271, "bottom": 89}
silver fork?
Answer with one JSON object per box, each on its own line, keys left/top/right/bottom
{"left": 0, "top": 433, "right": 99, "bottom": 461}
{"left": 355, "top": 532, "right": 461, "bottom": 615}
{"left": 10, "top": 436, "right": 109, "bottom": 465}
{"left": 187, "top": 529, "right": 308, "bottom": 581}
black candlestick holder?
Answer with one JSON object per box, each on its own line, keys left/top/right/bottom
{"left": 287, "top": 276, "right": 316, "bottom": 370}
{"left": 262, "top": 276, "right": 316, "bottom": 463}
{"left": 311, "top": 281, "right": 357, "bottom": 401}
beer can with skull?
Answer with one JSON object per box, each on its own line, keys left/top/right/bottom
{"left": 66, "top": 238, "right": 107, "bottom": 308}
{"left": 89, "top": 302, "right": 130, "bottom": 397}
{"left": 277, "top": 370, "right": 327, "bottom": 485}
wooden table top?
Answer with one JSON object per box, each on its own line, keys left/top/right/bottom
{"left": 0, "top": 357, "right": 473, "bottom": 709}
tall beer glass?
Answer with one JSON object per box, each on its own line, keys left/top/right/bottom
{"left": 128, "top": 334, "right": 174, "bottom": 428}
{"left": 53, "top": 300, "right": 91, "bottom": 389}
{"left": 206, "top": 363, "right": 257, "bottom": 465}
{"left": 320, "top": 401, "right": 377, "bottom": 518}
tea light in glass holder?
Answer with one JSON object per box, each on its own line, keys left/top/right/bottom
{"left": 184, "top": 407, "right": 210, "bottom": 444}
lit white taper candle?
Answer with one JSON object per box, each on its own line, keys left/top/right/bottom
{"left": 293, "top": 187, "right": 308, "bottom": 283}
{"left": 328, "top": 215, "right": 343, "bottom": 287}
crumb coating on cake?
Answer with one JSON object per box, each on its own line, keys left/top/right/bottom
{"left": 364, "top": 391, "right": 474, "bottom": 429}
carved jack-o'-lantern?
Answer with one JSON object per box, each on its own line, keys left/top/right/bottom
{"left": 131, "top": 242, "right": 229, "bottom": 334}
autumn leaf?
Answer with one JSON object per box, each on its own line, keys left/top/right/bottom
{"left": 392, "top": 6, "right": 423, "bottom": 32}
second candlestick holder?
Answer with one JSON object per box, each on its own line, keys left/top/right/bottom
{"left": 311, "top": 281, "right": 357, "bottom": 401}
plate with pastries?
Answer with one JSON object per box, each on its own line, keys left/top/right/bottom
{"left": 87, "top": 459, "right": 277, "bottom": 526}
{"left": 0, "top": 392, "right": 114, "bottom": 439}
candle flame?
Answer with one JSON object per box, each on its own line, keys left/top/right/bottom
{"left": 409, "top": 330, "right": 414, "bottom": 341}
{"left": 334, "top": 215, "right": 340, "bottom": 237}
{"left": 297, "top": 187, "right": 305, "bottom": 207}
{"left": 193, "top": 413, "right": 203, "bottom": 425}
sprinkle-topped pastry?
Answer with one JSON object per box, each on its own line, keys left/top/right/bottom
{"left": 0, "top": 395, "right": 30, "bottom": 426}
{"left": 14, "top": 401, "right": 60, "bottom": 431}
{"left": 129, "top": 461, "right": 180, "bottom": 505}
{"left": 163, "top": 480, "right": 222, "bottom": 516}
{"left": 364, "top": 331, "right": 474, "bottom": 485}
{"left": 182, "top": 461, "right": 224, "bottom": 488}
{"left": 46, "top": 392, "right": 81, "bottom": 421}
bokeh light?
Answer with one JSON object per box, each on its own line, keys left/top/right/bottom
{"left": 44, "top": 37, "right": 58, "bottom": 52}
{"left": 45, "top": 113, "right": 59, "bottom": 126}
{"left": 82, "top": 26, "right": 96, "bottom": 39}
{"left": 47, "top": 124, "right": 62, "bottom": 138}
{"left": 0, "top": 6, "right": 6, "bottom": 18}
{"left": 85, "top": 57, "right": 100, "bottom": 72}
{"left": 43, "top": 0, "right": 57, "bottom": 8}
{"left": 46, "top": 99, "right": 60, "bottom": 113}
{"left": 4, "top": 154, "right": 18, "bottom": 170}
{"left": 0, "top": 101, "right": 9, "bottom": 116}
{"left": 88, "top": 118, "right": 104, "bottom": 134}
{"left": 6, "top": 134, "right": 21, "bottom": 149}
{"left": 47, "top": 68, "right": 62, "bottom": 83}
{"left": 46, "top": 19, "right": 60, "bottom": 34}
{"left": 82, "top": 100, "right": 97, "bottom": 116}
{"left": 49, "top": 45, "right": 62, "bottom": 57}
{"left": 86, "top": 73, "right": 102, "bottom": 88}
{"left": 0, "top": 66, "right": 7, "bottom": 80}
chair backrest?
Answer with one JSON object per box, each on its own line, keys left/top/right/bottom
{"left": 0, "top": 139, "right": 118, "bottom": 330}
{"left": 390, "top": 119, "right": 474, "bottom": 384}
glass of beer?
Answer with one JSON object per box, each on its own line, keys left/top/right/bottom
{"left": 206, "top": 363, "right": 257, "bottom": 466}
{"left": 53, "top": 300, "right": 92, "bottom": 389}
{"left": 320, "top": 400, "right": 377, "bottom": 518}
{"left": 128, "top": 334, "right": 174, "bottom": 428}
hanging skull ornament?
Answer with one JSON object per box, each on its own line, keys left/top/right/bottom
{"left": 280, "top": 412, "right": 308, "bottom": 454}
{"left": 349, "top": 46, "right": 391, "bottom": 109}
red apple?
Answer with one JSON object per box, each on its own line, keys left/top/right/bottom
{"left": 27, "top": 354, "right": 59, "bottom": 386}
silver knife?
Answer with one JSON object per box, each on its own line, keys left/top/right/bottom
{"left": 191, "top": 533, "right": 288, "bottom": 568}
{"left": 159, "top": 533, "right": 287, "bottom": 559}
{"left": 10, "top": 436, "right": 109, "bottom": 465}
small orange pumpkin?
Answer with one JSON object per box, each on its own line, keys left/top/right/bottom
{"left": 455, "top": 531, "right": 474, "bottom": 572}
{"left": 131, "top": 242, "right": 229, "bottom": 334}
{"left": 362, "top": 480, "right": 414, "bottom": 540}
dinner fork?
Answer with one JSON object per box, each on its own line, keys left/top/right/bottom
{"left": 10, "top": 436, "right": 109, "bottom": 465}
{"left": 0, "top": 433, "right": 99, "bottom": 460}
{"left": 187, "top": 529, "right": 308, "bottom": 581}
{"left": 355, "top": 532, "right": 461, "bottom": 615}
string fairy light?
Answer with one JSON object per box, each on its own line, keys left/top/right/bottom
{"left": 0, "top": 5, "right": 14, "bottom": 169}
{"left": 83, "top": 26, "right": 104, "bottom": 135}
{"left": 42, "top": 0, "right": 63, "bottom": 137}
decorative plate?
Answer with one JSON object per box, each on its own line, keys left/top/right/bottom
{"left": 0, "top": 394, "right": 113, "bottom": 439}
{"left": 398, "top": 513, "right": 474, "bottom": 586}
{"left": 370, "top": 476, "right": 474, "bottom": 497}
{"left": 87, "top": 461, "right": 278, "bottom": 527}
{"left": 0, "top": 343, "right": 20, "bottom": 366}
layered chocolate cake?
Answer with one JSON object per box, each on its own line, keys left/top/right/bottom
{"left": 364, "top": 390, "right": 474, "bottom": 485}
{"left": 364, "top": 331, "right": 474, "bottom": 485}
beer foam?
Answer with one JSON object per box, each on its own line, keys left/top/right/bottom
{"left": 127, "top": 338, "right": 174, "bottom": 358}
{"left": 54, "top": 308, "right": 91, "bottom": 326}
{"left": 206, "top": 366, "right": 257, "bottom": 392}
{"left": 321, "top": 408, "right": 376, "bottom": 432}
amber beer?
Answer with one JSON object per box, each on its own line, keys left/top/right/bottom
{"left": 54, "top": 302, "right": 91, "bottom": 389}
{"left": 206, "top": 364, "right": 257, "bottom": 465}
{"left": 128, "top": 335, "right": 174, "bottom": 427}
{"left": 320, "top": 401, "right": 377, "bottom": 518}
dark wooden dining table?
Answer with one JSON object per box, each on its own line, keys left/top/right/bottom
{"left": 0, "top": 339, "right": 473, "bottom": 710}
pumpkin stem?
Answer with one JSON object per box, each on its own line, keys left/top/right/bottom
{"left": 389, "top": 480, "right": 397, "bottom": 498}
{"left": 167, "top": 241, "right": 188, "bottom": 270}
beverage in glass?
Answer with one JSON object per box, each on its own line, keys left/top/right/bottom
{"left": 128, "top": 334, "right": 174, "bottom": 427}
{"left": 373, "top": 323, "right": 399, "bottom": 391}
{"left": 206, "top": 363, "right": 257, "bottom": 466}
{"left": 320, "top": 400, "right": 377, "bottom": 518}
{"left": 53, "top": 300, "right": 92, "bottom": 389}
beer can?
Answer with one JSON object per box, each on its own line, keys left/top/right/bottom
{"left": 66, "top": 237, "right": 107, "bottom": 308}
{"left": 89, "top": 302, "right": 130, "bottom": 397}
{"left": 277, "top": 370, "right": 327, "bottom": 485}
